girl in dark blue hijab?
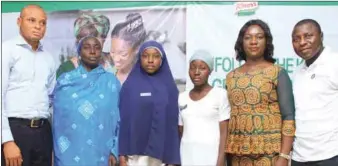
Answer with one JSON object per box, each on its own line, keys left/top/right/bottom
{"left": 119, "top": 40, "right": 180, "bottom": 165}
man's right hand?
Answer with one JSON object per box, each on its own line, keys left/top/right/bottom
{"left": 3, "top": 141, "right": 23, "bottom": 166}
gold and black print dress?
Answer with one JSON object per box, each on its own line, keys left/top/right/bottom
{"left": 225, "top": 65, "right": 296, "bottom": 166}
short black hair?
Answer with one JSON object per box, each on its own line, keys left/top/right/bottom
{"left": 235, "top": 19, "right": 276, "bottom": 63}
{"left": 293, "top": 18, "right": 322, "bottom": 34}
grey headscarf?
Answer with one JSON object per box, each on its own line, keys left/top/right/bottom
{"left": 189, "top": 50, "right": 214, "bottom": 71}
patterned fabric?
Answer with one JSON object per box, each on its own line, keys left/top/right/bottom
{"left": 282, "top": 120, "right": 295, "bottom": 136}
{"left": 52, "top": 64, "right": 121, "bottom": 166}
{"left": 225, "top": 65, "right": 295, "bottom": 155}
{"left": 57, "top": 59, "right": 117, "bottom": 79}
{"left": 230, "top": 154, "right": 279, "bottom": 166}
{"left": 74, "top": 13, "right": 110, "bottom": 38}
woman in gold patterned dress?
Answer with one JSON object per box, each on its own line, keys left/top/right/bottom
{"left": 225, "top": 19, "right": 296, "bottom": 166}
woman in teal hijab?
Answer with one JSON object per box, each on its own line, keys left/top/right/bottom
{"left": 56, "top": 13, "right": 116, "bottom": 78}
{"left": 52, "top": 36, "right": 120, "bottom": 166}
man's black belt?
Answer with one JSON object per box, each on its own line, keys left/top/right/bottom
{"left": 8, "top": 117, "right": 48, "bottom": 128}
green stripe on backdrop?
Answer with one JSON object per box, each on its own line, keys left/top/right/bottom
{"left": 1, "top": 2, "right": 185, "bottom": 13}
{"left": 2, "top": 1, "right": 338, "bottom": 13}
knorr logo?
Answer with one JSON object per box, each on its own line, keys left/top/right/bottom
{"left": 235, "top": 1, "right": 259, "bottom": 16}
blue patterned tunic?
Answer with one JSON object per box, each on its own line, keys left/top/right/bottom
{"left": 52, "top": 65, "right": 120, "bottom": 166}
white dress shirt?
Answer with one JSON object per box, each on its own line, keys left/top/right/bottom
{"left": 1, "top": 35, "right": 57, "bottom": 144}
{"left": 292, "top": 47, "right": 338, "bottom": 162}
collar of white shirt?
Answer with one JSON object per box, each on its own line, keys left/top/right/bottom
{"left": 300, "top": 46, "right": 332, "bottom": 70}
{"left": 15, "top": 35, "right": 44, "bottom": 51}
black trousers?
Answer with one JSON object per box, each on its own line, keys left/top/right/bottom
{"left": 2, "top": 118, "right": 53, "bottom": 166}
{"left": 292, "top": 155, "right": 338, "bottom": 166}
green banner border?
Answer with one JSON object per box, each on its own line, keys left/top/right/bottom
{"left": 2, "top": 1, "right": 338, "bottom": 13}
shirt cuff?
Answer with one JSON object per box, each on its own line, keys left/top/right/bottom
{"left": 2, "top": 129, "right": 14, "bottom": 144}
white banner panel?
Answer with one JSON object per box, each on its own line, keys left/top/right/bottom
{"left": 186, "top": 4, "right": 338, "bottom": 90}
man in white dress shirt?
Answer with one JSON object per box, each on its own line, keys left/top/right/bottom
{"left": 291, "top": 19, "right": 338, "bottom": 165}
{"left": 1, "top": 5, "right": 56, "bottom": 166}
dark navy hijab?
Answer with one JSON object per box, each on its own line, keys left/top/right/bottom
{"left": 119, "top": 40, "right": 180, "bottom": 164}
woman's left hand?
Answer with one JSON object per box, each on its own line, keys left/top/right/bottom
{"left": 109, "top": 154, "right": 117, "bottom": 166}
{"left": 275, "top": 157, "right": 289, "bottom": 166}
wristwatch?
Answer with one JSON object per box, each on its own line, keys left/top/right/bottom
{"left": 279, "top": 153, "right": 291, "bottom": 160}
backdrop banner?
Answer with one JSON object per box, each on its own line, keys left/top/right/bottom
{"left": 2, "top": 6, "right": 187, "bottom": 90}
{"left": 2, "top": 2, "right": 338, "bottom": 91}
{"left": 185, "top": 3, "right": 338, "bottom": 89}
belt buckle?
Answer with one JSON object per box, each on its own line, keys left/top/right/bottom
{"left": 30, "top": 119, "right": 41, "bottom": 128}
